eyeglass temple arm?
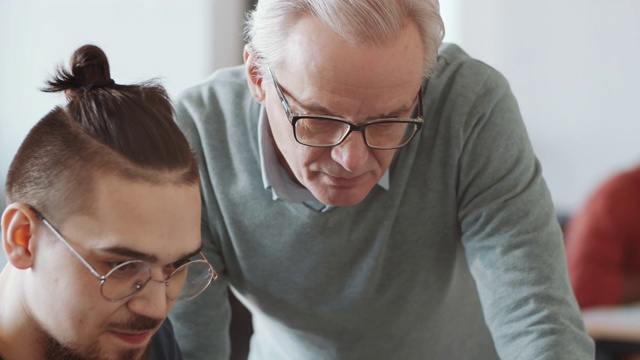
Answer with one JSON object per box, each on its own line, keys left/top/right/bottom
{"left": 198, "top": 252, "right": 219, "bottom": 281}
{"left": 267, "top": 67, "right": 293, "bottom": 115}
{"left": 40, "top": 218, "right": 105, "bottom": 280}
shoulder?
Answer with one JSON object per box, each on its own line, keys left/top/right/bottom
{"left": 172, "top": 64, "right": 260, "bottom": 139}
{"left": 435, "top": 43, "right": 500, "bottom": 78}
{"left": 148, "top": 318, "right": 184, "bottom": 360}
{"left": 420, "top": 43, "right": 523, "bottom": 147}
{"left": 173, "top": 65, "right": 253, "bottom": 115}
{"left": 428, "top": 43, "right": 512, "bottom": 102}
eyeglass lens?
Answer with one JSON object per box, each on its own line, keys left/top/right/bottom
{"left": 294, "top": 118, "right": 418, "bottom": 148}
{"left": 101, "top": 259, "right": 214, "bottom": 301}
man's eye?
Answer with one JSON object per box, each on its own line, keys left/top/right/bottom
{"left": 106, "top": 261, "right": 131, "bottom": 272}
{"left": 166, "top": 258, "right": 191, "bottom": 273}
{"left": 107, "top": 261, "right": 148, "bottom": 279}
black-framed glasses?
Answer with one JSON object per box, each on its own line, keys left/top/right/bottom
{"left": 36, "top": 211, "right": 217, "bottom": 302}
{"left": 268, "top": 67, "right": 424, "bottom": 150}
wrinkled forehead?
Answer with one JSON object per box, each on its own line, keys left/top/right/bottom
{"left": 277, "top": 16, "right": 424, "bottom": 97}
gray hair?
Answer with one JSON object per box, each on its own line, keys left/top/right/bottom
{"left": 244, "top": 0, "right": 444, "bottom": 84}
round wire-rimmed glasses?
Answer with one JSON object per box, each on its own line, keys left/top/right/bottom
{"left": 268, "top": 67, "right": 424, "bottom": 150}
{"left": 38, "top": 213, "right": 217, "bottom": 302}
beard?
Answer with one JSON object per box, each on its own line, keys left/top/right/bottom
{"left": 43, "top": 340, "right": 149, "bottom": 360}
{"left": 41, "top": 315, "right": 160, "bottom": 360}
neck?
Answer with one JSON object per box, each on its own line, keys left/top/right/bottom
{"left": 0, "top": 268, "right": 45, "bottom": 360}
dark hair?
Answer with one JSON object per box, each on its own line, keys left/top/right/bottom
{"left": 5, "top": 44, "right": 199, "bottom": 222}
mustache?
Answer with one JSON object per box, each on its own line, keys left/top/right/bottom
{"left": 109, "top": 315, "right": 162, "bottom": 332}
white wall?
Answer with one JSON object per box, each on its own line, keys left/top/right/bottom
{"left": 0, "top": 0, "right": 248, "bottom": 267}
{"left": 2, "top": 1, "right": 639, "bottom": 267}
{"left": 440, "top": 0, "right": 640, "bottom": 214}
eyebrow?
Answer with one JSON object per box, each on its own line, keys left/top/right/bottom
{"left": 99, "top": 244, "right": 203, "bottom": 264}
{"left": 283, "top": 87, "right": 416, "bottom": 120}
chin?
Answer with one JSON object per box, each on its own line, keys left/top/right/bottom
{"left": 304, "top": 175, "right": 377, "bottom": 207}
{"left": 314, "top": 189, "right": 370, "bottom": 207}
{"left": 42, "top": 336, "right": 149, "bottom": 360}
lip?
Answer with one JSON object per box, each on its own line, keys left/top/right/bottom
{"left": 323, "top": 172, "right": 368, "bottom": 187}
{"left": 109, "top": 330, "right": 152, "bottom": 346}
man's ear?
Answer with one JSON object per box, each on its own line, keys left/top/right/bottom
{"left": 2, "top": 203, "right": 39, "bottom": 269}
{"left": 244, "top": 44, "right": 266, "bottom": 103}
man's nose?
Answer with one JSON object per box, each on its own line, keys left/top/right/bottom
{"left": 330, "top": 131, "right": 369, "bottom": 172}
{"left": 126, "top": 274, "right": 171, "bottom": 319}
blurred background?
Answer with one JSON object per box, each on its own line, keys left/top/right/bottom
{"left": 1, "top": 0, "right": 639, "bottom": 268}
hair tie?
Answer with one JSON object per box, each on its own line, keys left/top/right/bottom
{"left": 83, "top": 79, "right": 115, "bottom": 92}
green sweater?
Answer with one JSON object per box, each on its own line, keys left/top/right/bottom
{"left": 170, "top": 44, "right": 594, "bottom": 360}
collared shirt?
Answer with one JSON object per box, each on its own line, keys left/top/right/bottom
{"left": 257, "top": 106, "right": 389, "bottom": 212}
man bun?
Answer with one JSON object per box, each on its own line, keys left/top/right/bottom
{"left": 42, "top": 44, "right": 115, "bottom": 98}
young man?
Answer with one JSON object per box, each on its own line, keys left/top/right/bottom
{"left": 0, "top": 44, "right": 217, "bottom": 360}
{"left": 170, "top": 1, "right": 594, "bottom": 359}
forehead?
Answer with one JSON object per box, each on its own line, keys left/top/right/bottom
{"left": 58, "top": 174, "right": 201, "bottom": 261}
{"left": 279, "top": 15, "right": 424, "bottom": 101}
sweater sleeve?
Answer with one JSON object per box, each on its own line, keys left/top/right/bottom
{"left": 453, "top": 66, "right": 594, "bottom": 359}
{"left": 565, "top": 171, "right": 638, "bottom": 308}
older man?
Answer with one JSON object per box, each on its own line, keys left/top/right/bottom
{"left": 170, "top": 1, "right": 594, "bottom": 359}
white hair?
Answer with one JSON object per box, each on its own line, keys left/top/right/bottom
{"left": 244, "top": 0, "right": 445, "bottom": 85}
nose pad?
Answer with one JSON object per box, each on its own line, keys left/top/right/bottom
{"left": 127, "top": 274, "right": 171, "bottom": 319}
{"left": 331, "top": 131, "right": 369, "bottom": 172}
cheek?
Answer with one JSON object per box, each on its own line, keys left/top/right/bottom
{"left": 266, "top": 106, "right": 331, "bottom": 177}
{"left": 31, "top": 258, "right": 107, "bottom": 329}
{"left": 268, "top": 118, "right": 313, "bottom": 165}
{"left": 268, "top": 110, "right": 296, "bottom": 148}
{"left": 271, "top": 125, "right": 296, "bottom": 154}
{"left": 283, "top": 146, "right": 327, "bottom": 176}
{"left": 372, "top": 149, "right": 396, "bottom": 168}
{"left": 28, "top": 277, "right": 96, "bottom": 343}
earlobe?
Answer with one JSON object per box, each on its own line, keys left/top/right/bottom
{"left": 244, "top": 44, "right": 266, "bottom": 103}
{"left": 2, "top": 203, "right": 38, "bottom": 269}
